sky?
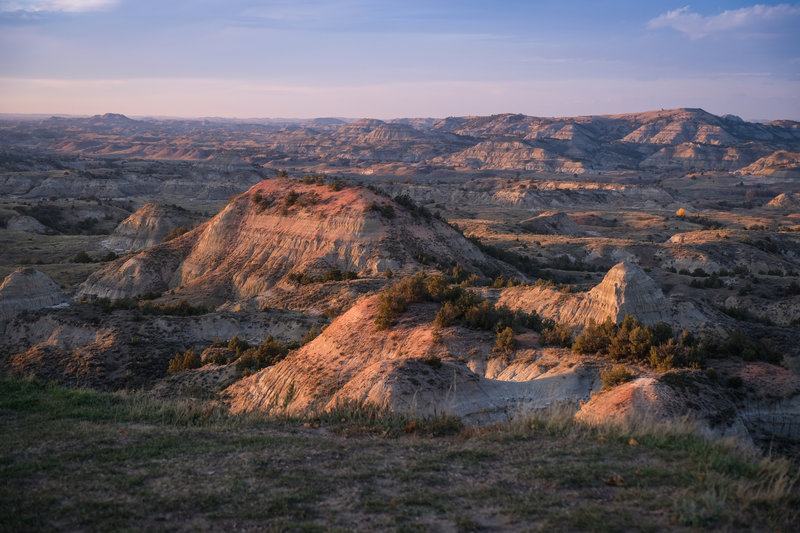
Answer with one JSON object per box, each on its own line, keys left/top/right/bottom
{"left": 0, "top": 0, "right": 799, "bottom": 120}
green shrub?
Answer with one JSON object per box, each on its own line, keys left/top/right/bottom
{"left": 72, "top": 250, "right": 93, "bottom": 263}
{"left": 495, "top": 326, "right": 517, "bottom": 353}
{"left": 649, "top": 339, "right": 704, "bottom": 371}
{"left": 575, "top": 315, "right": 656, "bottom": 361}
{"left": 365, "top": 201, "right": 396, "bottom": 219}
{"left": 322, "top": 269, "right": 343, "bottom": 282}
{"left": 421, "top": 353, "right": 442, "bottom": 368}
{"left": 782, "top": 281, "right": 800, "bottom": 297}
{"left": 375, "top": 272, "right": 429, "bottom": 330}
{"left": 96, "top": 296, "right": 210, "bottom": 316}
{"left": 138, "top": 299, "right": 211, "bottom": 316}
{"left": 690, "top": 273, "right": 723, "bottom": 289}
{"left": 284, "top": 189, "right": 299, "bottom": 207}
{"left": 227, "top": 335, "right": 250, "bottom": 355}
{"left": 236, "top": 335, "right": 291, "bottom": 375}
{"left": 251, "top": 190, "right": 273, "bottom": 211}
{"left": 328, "top": 179, "right": 346, "bottom": 191}
{"left": 301, "top": 325, "right": 321, "bottom": 345}
{"left": 539, "top": 323, "right": 573, "bottom": 348}
{"left": 600, "top": 365, "right": 634, "bottom": 390}
{"left": 376, "top": 272, "right": 544, "bottom": 337}
{"left": 463, "top": 301, "right": 497, "bottom": 330}
{"left": 434, "top": 301, "right": 460, "bottom": 328}
{"left": 163, "top": 225, "right": 189, "bottom": 242}
{"left": 204, "top": 349, "right": 231, "bottom": 366}
{"left": 167, "top": 349, "right": 201, "bottom": 374}
{"left": 572, "top": 318, "right": 615, "bottom": 355}
{"left": 295, "top": 191, "right": 320, "bottom": 207}
{"left": 726, "top": 376, "right": 743, "bottom": 389}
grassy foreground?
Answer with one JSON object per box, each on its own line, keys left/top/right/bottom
{"left": 1, "top": 378, "right": 798, "bottom": 532}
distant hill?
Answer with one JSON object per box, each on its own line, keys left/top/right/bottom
{"left": 2, "top": 108, "right": 797, "bottom": 176}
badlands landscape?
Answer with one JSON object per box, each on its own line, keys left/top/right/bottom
{"left": 2, "top": 108, "right": 800, "bottom": 531}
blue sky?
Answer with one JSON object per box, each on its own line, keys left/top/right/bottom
{"left": 1, "top": 1, "right": 798, "bottom": 119}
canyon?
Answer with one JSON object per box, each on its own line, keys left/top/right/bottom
{"left": 1, "top": 108, "right": 799, "bottom": 452}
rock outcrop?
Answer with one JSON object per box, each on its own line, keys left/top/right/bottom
{"left": 519, "top": 211, "right": 587, "bottom": 236}
{"left": 225, "top": 295, "right": 600, "bottom": 420}
{"left": 498, "top": 262, "right": 672, "bottom": 327}
{"left": 102, "top": 203, "right": 204, "bottom": 253}
{"left": 79, "top": 179, "right": 516, "bottom": 304}
{"left": 736, "top": 151, "right": 800, "bottom": 178}
{"left": 575, "top": 364, "right": 800, "bottom": 451}
{"left": 0, "top": 268, "right": 66, "bottom": 321}
{"left": 5, "top": 215, "right": 48, "bottom": 233}
{"left": 766, "top": 192, "right": 800, "bottom": 209}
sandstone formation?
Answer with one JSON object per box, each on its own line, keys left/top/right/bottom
{"left": 736, "top": 151, "right": 800, "bottom": 178}
{"left": 0, "top": 268, "right": 66, "bottom": 321}
{"left": 102, "top": 203, "right": 204, "bottom": 253}
{"left": 519, "top": 211, "right": 587, "bottom": 236}
{"left": 225, "top": 295, "right": 601, "bottom": 420}
{"left": 78, "top": 179, "right": 515, "bottom": 304}
{"left": 498, "top": 262, "right": 672, "bottom": 328}
{"left": 766, "top": 192, "right": 800, "bottom": 209}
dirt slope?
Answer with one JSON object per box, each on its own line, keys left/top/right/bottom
{"left": 225, "top": 295, "right": 602, "bottom": 421}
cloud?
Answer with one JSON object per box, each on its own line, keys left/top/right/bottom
{"left": 0, "top": 0, "right": 120, "bottom": 13}
{"left": 648, "top": 3, "right": 800, "bottom": 39}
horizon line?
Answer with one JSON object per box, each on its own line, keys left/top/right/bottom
{"left": 0, "top": 107, "right": 787, "bottom": 124}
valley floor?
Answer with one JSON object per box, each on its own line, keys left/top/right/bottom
{"left": 1, "top": 378, "right": 797, "bottom": 532}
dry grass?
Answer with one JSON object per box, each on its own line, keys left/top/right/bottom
{"left": 2, "top": 378, "right": 798, "bottom": 532}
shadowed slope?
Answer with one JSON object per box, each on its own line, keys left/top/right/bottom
{"left": 0, "top": 268, "right": 66, "bottom": 322}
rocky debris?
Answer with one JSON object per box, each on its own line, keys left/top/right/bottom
{"left": 766, "top": 192, "right": 800, "bottom": 209}
{"left": 519, "top": 211, "right": 588, "bottom": 236}
{"left": 225, "top": 295, "right": 601, "bottom": 421}
{"left": 0, "top": 268, "right": 66, "bottom": 322}
{"left": 102, "top": 203, "right": 205, "bottom": 253}
{"left": 499, "top": 262, "right": 673, "bottom": 328}
{"left": 78, "top": 179, "right": 517, "bottom": 305}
